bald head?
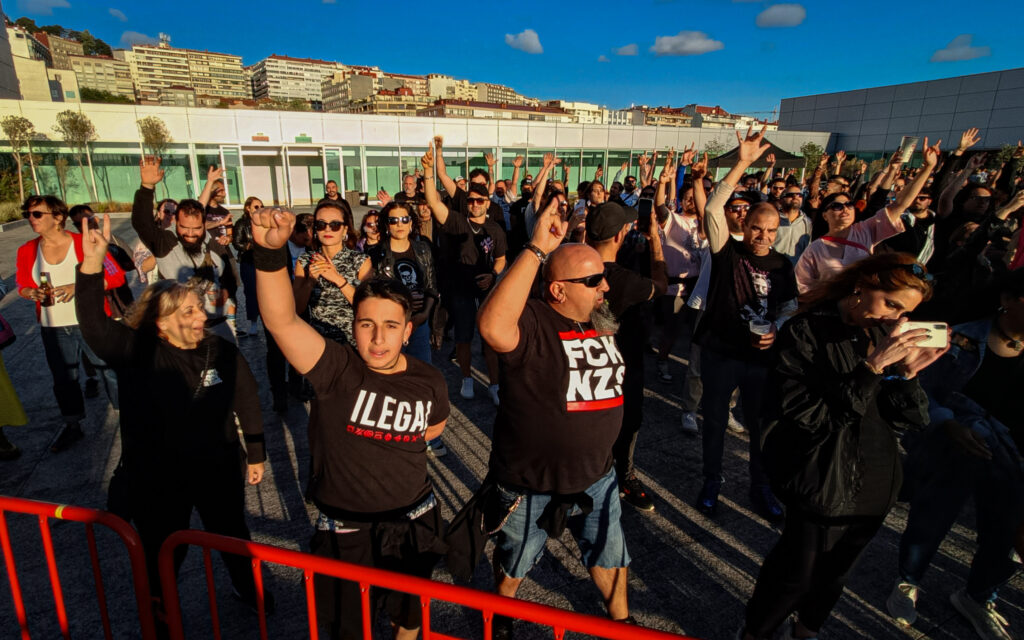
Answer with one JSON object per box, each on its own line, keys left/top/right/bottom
{"left": 545, "top": 244, "right": 603, "bottom": 281}
{"left": 543, "top": 243, "right": 609, "bottom": 323}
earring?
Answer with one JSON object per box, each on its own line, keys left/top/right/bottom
{"left": 403, "top": 340, "right": 409, "bottom": 346}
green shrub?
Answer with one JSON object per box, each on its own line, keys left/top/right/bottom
{"left": 0, "top": 201, "right": 22, "bottom": 223}
{"left": 89, "top": 201, "right": 132, "bottom": 213}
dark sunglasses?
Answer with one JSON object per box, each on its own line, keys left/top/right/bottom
{"left": 915, "top": 194, "right": 932, "bottom": 200}
{"left": 23, "top": 209, "right": 52, "bottom": 219}
{"left": 314, "top": 220, "right": 345, "bottom": 232}
{"left": 727, "top": 204, "right": 750, "bottom": 212}
{"left": 558, "top": 270, "right": 606, "bottom": 288}
{"left": 826, "top": 201, "right": 855, "bottom": 211}
{"left": 782, "top": 192, "right": 803, "bottom": 199}
{"left": 466, "top": 197, "right": 489, "bottom": 205}
{"left": 364, "top": 221, "right": 378, "bottom": 230}
{"left": 388, "top": 216, "right": 412, "bottom": 225}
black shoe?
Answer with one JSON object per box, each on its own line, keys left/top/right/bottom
{"left": 272, "top": 392, "right": 287, "bottom": 414}
{"left": 750, "top": 484, "right": 785, "bottom": 522}
{"left": 232, "top": 586, "right": 276, "bottom": 616}
{"left": 695, "top": 477, "right": 723, "bottom": 516}
{"left": 0, "top": 432, "right": 20, "bottom": 461}
{"left": 51, "top": 424, "right": 84, "bottom": 453}
{"left": 84, "top": 378, "right": 99, "bottom": 399}
{"left": 492, "top": 614, "right": 514, "bottom": 640}
{"left": 620, "top": 474, "right": 655, "bottom": 512}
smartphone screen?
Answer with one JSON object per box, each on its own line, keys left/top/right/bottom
{"left": 636, "top": 198, "right": 653, "bottom": 233}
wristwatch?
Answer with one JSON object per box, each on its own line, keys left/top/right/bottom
{"left": 523, "top": 242, "right": 548, "bottom": 263}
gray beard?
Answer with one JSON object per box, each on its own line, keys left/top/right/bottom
{"left": 590, "top": 303, "right": 620, "bottom": 334}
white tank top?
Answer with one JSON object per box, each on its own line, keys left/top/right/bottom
{"left": 35, "top": 241, "right": 78, "bottom": 328}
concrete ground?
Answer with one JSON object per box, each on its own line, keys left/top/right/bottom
{"left": 0, "top": 214, "right": 1021, "bottom": 639}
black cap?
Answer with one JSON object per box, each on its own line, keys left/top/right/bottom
{"left": 587, "top": 202, "right": 638, "bottom": 241}
{"left": 726, "top": 191, "right": 756, "bottom": 207}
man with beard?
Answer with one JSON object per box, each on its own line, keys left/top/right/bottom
{"left": 877, "top": 188, "right": 938, "bottom": 264}
{"left": 478, "top": 198, "right": 634, "bottom": 637}
{"left": 611, "top": 162, "right": 640, "bottom": 207}
{"left": 394, "top": 173, "right": 419, "bottom": 204}
{"left": 132, "top": 157, "right": 236, "bottom": 342}
{"left": 323, "top": 180, "right": 343, "bottom": 202}
{"left": 199, "top": 169, "right": 241, "bottom": 335}
{"left": 773, "top": 185, "right": 813, "bottom": 263}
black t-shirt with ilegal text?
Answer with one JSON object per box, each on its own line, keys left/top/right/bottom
{"left": 304, "top": 340, "right": 450, "bottom": 517}
{"left": 490, "top": 300, "right": 626, "bottom": 494}
{"left": 695, "top": 238, "right": 797, "bottom": 362}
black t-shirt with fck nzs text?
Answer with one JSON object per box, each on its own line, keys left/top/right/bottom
{"left": 303, "top": 340, "right": 450, "bottom": 517}
{"left": 490, "top": 299, "right": 626, "bottom": 494}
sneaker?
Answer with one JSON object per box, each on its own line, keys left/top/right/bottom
{"left": 886, "top": 580, "right": 919, "bottom": 626}
{"left": 950, "top": 589, "right": 1012, "bottom": 640}
{"left": 426, "top": 438, "right": 448, "bottom": 457}
{"left": 656, "top": 360, "right": 672, "bottom": 382}
{"left": 51, "top": 424, "right": 84, "bottom": 453}
{"left": 460, "top": 377, "right": 474, "bottom": 399}
{"left": 84, "top": 377, "right": 99, "bottom": 399}
{"left": 488, "top": 384, "right": 500, "bottom": 406}
{"left": 680, "top": 411, "right": 700, "bottom": 436}
{"left": 492, "top": 613, "right": 514, "bottom": 640}
{"left": 620, "top": 474, "right": 655, "bottom": 512}
{"left": 727, "top": 412, "right": 746, "bottom": 434}
{"left": 749, "top": 484, "right": 784, "bottom": 522}
{"left": 695, "top": 477, "right": 723, "bottom": 515}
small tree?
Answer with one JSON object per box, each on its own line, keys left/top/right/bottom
{"left": 53, "top": 110, "right": 98, "bottom": 201}
{"left": 137, "top": 116, "right": 171, "bottom": 157}
{"left": 54, "top": 156, "right": 69, "bottom": 200}
{"left": 1, "top": 115, "right": 36, "bottom": 203}
{"left": 799, "top": 141, "right": 824, "bottom": 174}
{"left": 701, "top": 138, "right": 727, "bottom": 158}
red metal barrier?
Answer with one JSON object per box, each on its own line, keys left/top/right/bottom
{"left": 160, "top": 529, "right": 699, "bottom": 640}
{"left": 0, "top": 495, "right": 158, "bottom": 640}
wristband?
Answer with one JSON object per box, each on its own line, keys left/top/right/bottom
{"left": 253, "top": 244, "right": 289, "bottom": 272}
{"left": 523, "top": 242, "right": 548, "bottom": 264}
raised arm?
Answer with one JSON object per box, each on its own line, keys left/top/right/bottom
{"left": 478, "top": 198, "right": 566, "bottom": 354}
{"left": 485, "top": 152, "right": 496, "bottom": 195}
{"left": 509, "top": 155, "right": 523, "bottom": 197}
{"left": 760, "top": 153, "right": 776, "bottom": 192}
{"left": 432, "top": 136, "right": 457, "bottom": 197}
{"left": 531, "top": 152, "right": 560, "bottom": 212}
{"left": 706, "top": 127, "right": 770, "bottom": 253}
{"left": 421, "top": 147, "right": 450, "bottom": 225}
{"left": 197, "top": 165, "right": 224, "bottom": 209}
{"left": 131, "top": 157, "right": 177, "bottom": 258}
{"left": 251, "top": 207, "right": 326, "bottom": 374}
{"left": 886, "top": 138, "right": 940, "bottom": 221}
{"left": 76, "top": 214, "right": 136, "bottom": 366}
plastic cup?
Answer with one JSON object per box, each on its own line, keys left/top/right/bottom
{"left": 749, "top": 318, "right": 772, "bottom": 336}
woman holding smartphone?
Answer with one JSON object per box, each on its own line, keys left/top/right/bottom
{"left": 740, "top": 253, "right": 948, "bottom": 640}
{"left": 295, "top": 200, "right": 371, "bottom": 346}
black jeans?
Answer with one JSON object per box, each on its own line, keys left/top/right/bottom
{"left": 744, "top": 510, "right": 884, "bottom": 637}
{"left": 699, "top": 346, "right": 768, "bottom": 485}
{"left": 613, "top": 349, "right": 645, "bottom": 478}
{"left": 40, "top": 325, "right": 118, "bottom": 422}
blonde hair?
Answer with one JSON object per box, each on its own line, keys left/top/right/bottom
{"left": 123, "top": 279, "right": 199, "bottom": 334}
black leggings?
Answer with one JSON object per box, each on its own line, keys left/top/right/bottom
{"left": 744, "top": 509, "right": 884, "bottom": 637}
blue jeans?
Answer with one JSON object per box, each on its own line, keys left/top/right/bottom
{"left": 40, "top": 325, "right": 118, "bottom": 422}
{"left": 700, "top": 346, "right": 768, "bottom": 485}
{"left": 239, "top": 260, "right": 259, "bottom": 324}
{"left": 403, "top": 323, "right": 431, "bottom": 364}
{"left": 494, "top": 468, "right": 630, "bottom": 579}
{"left": 899, "top": 412, "right": 1024, "bottom": 602}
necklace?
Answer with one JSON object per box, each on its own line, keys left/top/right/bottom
{"left": 993, "top": 318, "right": 1024, "bottom": 350}
{"left": 468, "top": 218, "right": 485, "bottom": 235}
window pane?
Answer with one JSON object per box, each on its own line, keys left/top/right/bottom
{"left": 400, "top": 147, "right": 427, "bottom": 189}
{"left": 606, "top": 150, "right": 632, "bottom": 185}
{"left": 325, "top": 148, "right": 342, "bottom": 188}
{"left": 441, "top": 148, "right": 466, "bottom": 181}
{"left": 526, "top": 149, "right": 553, "bottom": 179}
{"left": 467, "top": 148, "right": 494, "bottom": 181}
{"left": 342, "top": 147, "right": 363, "bottom": 193}
{"left": 365, "top": 146, "right": 400, "bottom": 199}
{"left": 580, "top": 150, "right": 607, "bottom": 184}
{"left": 499, "top": 148, "right": 527, "bottom": 182}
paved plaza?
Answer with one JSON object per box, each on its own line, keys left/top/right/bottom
{"left": 0, "top": 214, "right": 1021, "bottom": 639}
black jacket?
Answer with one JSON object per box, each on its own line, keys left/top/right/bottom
{"left": 366, "top": 238, "right": 438, "bottom": 297}
{"left": 762, "top": 308, "right": 929, "bottom": 519}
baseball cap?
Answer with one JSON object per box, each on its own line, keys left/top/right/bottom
{"left": 587, "top": 202, "right": 638, "bottom": 242}
{"left": 455, "top": 175, "right": 466, "bottom": 182}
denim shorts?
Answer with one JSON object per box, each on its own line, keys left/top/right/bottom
{"left": 494, "top": 467, "right": 630, "bottom": 579}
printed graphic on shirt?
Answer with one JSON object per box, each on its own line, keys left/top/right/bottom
{"left": 559, "top": 328, "right": 626, "bottom": 412}
{"left": 200, "top": 368, "right": 223, "bottom": 387}
{"left": 740, "top": 258, "right": 771, "bottom": 322}
{"left": 394, "top": 258, "right": 422, "bottom": 291}
{"left": 347, "top": 389, "right": 433, "bottom": 442}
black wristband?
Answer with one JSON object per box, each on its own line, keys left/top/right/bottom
{"left": 253, "top": 244, "right": 289, "bottom": 272}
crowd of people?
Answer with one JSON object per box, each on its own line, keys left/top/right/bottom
{"left": 4, "top": 125, "right": 1024, "bottom": 640}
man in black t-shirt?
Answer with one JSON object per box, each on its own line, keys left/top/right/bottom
{"left": 586, "top": 202, "right": 668, "bottom": 512}
{"left": 324, "top": 180, "right": 343, "bottom": 202}
{"left": 478, "top": 197, "right": 634, "bottom": 632}
{"left": 695, "top": 127, "right": 798, "bottom": 522}
{"left": 422, "top": 148, "right": 507, "bottom": 404}
{"left": 506, "top": 177, "right": 533, "bottom": 257}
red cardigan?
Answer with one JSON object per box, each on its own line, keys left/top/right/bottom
{"left": 16, "top": 232, "right": 127, "bottom": 322}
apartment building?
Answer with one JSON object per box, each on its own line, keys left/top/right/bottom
{"left": 248, "top": 54, "right": 346, "bottom": 109}
{"left": 347, "top": 88, "right": 434, "bottom": 116}
{"left": 477, "top": 82, "right": 534, "bottom": 105}
{"left": 118, "top": 43, "right": 247, "bottom": 103}
{"left": 545, "top": 100, "right": 607, "bottom": 124}
{"left": 322, "top": 72, "right": 402, "bottom": 112}
{"left": 68, "top": 54, "right": 133, "bottom": 99}
{"left": 418, "top": 99, "right": 572, "bottom": 123}
{"left": 33, "top": 32, "right": 84, "bottom": 70}
{"left": 6, "top": 25, "right": 51, "bottom": 65}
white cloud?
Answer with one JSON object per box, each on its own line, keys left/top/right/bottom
{"left": 108, "top": 7, "right": 127, "bottom": 21}
{"left": 17, "top": 0, "right": 70, "bottom": 15}
{"left": 756, "top": 4, "right": 806, "bottom": 28}
{"left": 615, "top": 43, "right": 638, "bottom": 56}
{"left": 598, "top": 55, "right": 610, "bottom": 62}
{"left": 650, "top": 31, "right": 724, "bottom": 56}
{"left": 505, "top": 29, "right": 543, "bottom": 54}
{"left": 120, "top": 30, "right": 159, "bottom": 47}
{"left": 931, "top": 34, "right": 991, "bottom": 62}
{"left": 322, "top": 0, "right": 336, "bottom": 3}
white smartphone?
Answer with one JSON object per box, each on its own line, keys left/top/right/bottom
{"left": 895, "top": 321, "right": 949, "bottom": 348}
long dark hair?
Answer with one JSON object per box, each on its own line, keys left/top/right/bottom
{"left": 378, "top": 201, "right": 420, "bottom": 246}
{"left": 313, "top": 200, "right": 358, "bottom": 251}
{"left": 798, "top": 252, "right": 933, "bottom": 314}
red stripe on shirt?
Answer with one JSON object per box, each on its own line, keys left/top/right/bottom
{"left": 566, "top": 396, "right": 624, "bottom": 412}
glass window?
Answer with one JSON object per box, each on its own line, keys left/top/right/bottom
{"left": 400, "top": 147, "right": 427, "bottom": 187}
{"left": 365, "top": 146, "right": 400, "bottom": 198}
{"left": 466, "top": 148, "right": 495, "bottom": 182}
{"left": 325, "top": 148, "right": 342, "bottom": 189}
{"left": 558, "top": 149, "right": 582, "bottom": 192}
{"left": 499, "top": 148, "right": 527, "bottom": 183}
{"left": 342, "top": 147, "right": 363, "bottom": 193}
{"left": 526, "top": 149, "right": 554, "bottom": 181}
{"left": 580, "top": 150, "right": 607, "bottom": 185}
{"left": 606, "top": 150, "right": 633, "bottom": 185}
{"left": 441, "top": 147, "right": 467, "bottom": 182}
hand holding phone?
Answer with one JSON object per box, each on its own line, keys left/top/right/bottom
{"left": 894, "top": 321, "right": 949, "bottom": 348}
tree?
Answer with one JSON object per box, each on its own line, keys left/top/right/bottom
{"left": 137, "top": 116, "right": 172, "bottom": 157}
{"left": 80, "top": 87, "right": 133, "bottom": 104}
{"left": 54, "top": 156, "right": 69, "bottom": 200}
{"left": 257, "top": 97, "right": 311, "bottom": 112}
{"left": 14, "top": 17, "right": 39, "bottom": 33}
{"left": 701, "top": 138, "right": 727, "bottom": 158}
{"left": 1, "top": 116, "right": 37, "bottom": 203}
{"left": 799, "top": 141, "right": 825, "bottom": 173}
{"left": 74, "top": 30, "right": 113, "bottom": 57}
{"left": 53, "top": 110, "right": 98, "bottom": 201}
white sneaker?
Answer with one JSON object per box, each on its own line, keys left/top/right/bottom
{"left": 656, "top": 360, "right": 673, "bottom": 382}
{"left": 886, "top": 580, "right": 918, "bottom": 626}
{"left": 950, "top": 589, "right": 1012, "bottom": 640}
{"left": 681, "top": 411, "right": 699, "bottom": 435}
{"left": 727, "top": 412, "right": 746, "bottom": 434}
{"left": 460, "top": 377, "right": 474, "bottom": 399}
{"left": 488, "top": 384, "right": 500, "bottom": 406}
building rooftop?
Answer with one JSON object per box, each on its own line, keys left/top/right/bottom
{"left": 432, "top": 99, "right": 565, "bottom": 114}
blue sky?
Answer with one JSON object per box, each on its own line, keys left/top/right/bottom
{"left": 11, "top": 0, "right": 1023, "bottom": 117}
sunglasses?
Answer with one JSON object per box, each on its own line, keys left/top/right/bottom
{"left": 314, "top": 220, "right": 346, "bottom": 232}
{"left": 23, "top": 209, "right": 52, "bottom": 219}
{"left": 364, "top": 221, "right": 378, "bottom": 230}
{"left": 915, "top": 195, "right": 932, "bottom": 200}
{"left": 727, "top": 204, "right": 750, "bottom": 212}
{"left": 826, "top": 201, "right": 855, "bottom": 211}
{"left": 558, "top": 270, "right": 606, "bottom": 288}
{"left": 782, "top": 193, "right": 803, "bottom": 198}
{"left": 388, "top": 216, "right": 412, "bottom": 225}
{"left": 467, "top": 197, "right": 489, "bottom": 205}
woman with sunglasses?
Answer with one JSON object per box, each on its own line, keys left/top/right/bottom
{"left": 356, "top": 210, "right": 381, "bottom": 253}
{"left": 366, "top": 202, "right": 438, "bottom": 364}
{"left": 794, "top": 140, "right": 941, "bottom": 293}
{"left": 740, "top": 253, "right": 948, "bottom": 640}
{"left": 295, "top": 200, "right": 372, "bottom": 346}
{"left": 73, "top": 214, "right": 268, "bottom": 618}
{"left": 232, "top": 196, "right": 264, "bottom": 336}
{"left": 15, "top": 195, "right": 125, "bottom": 452}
